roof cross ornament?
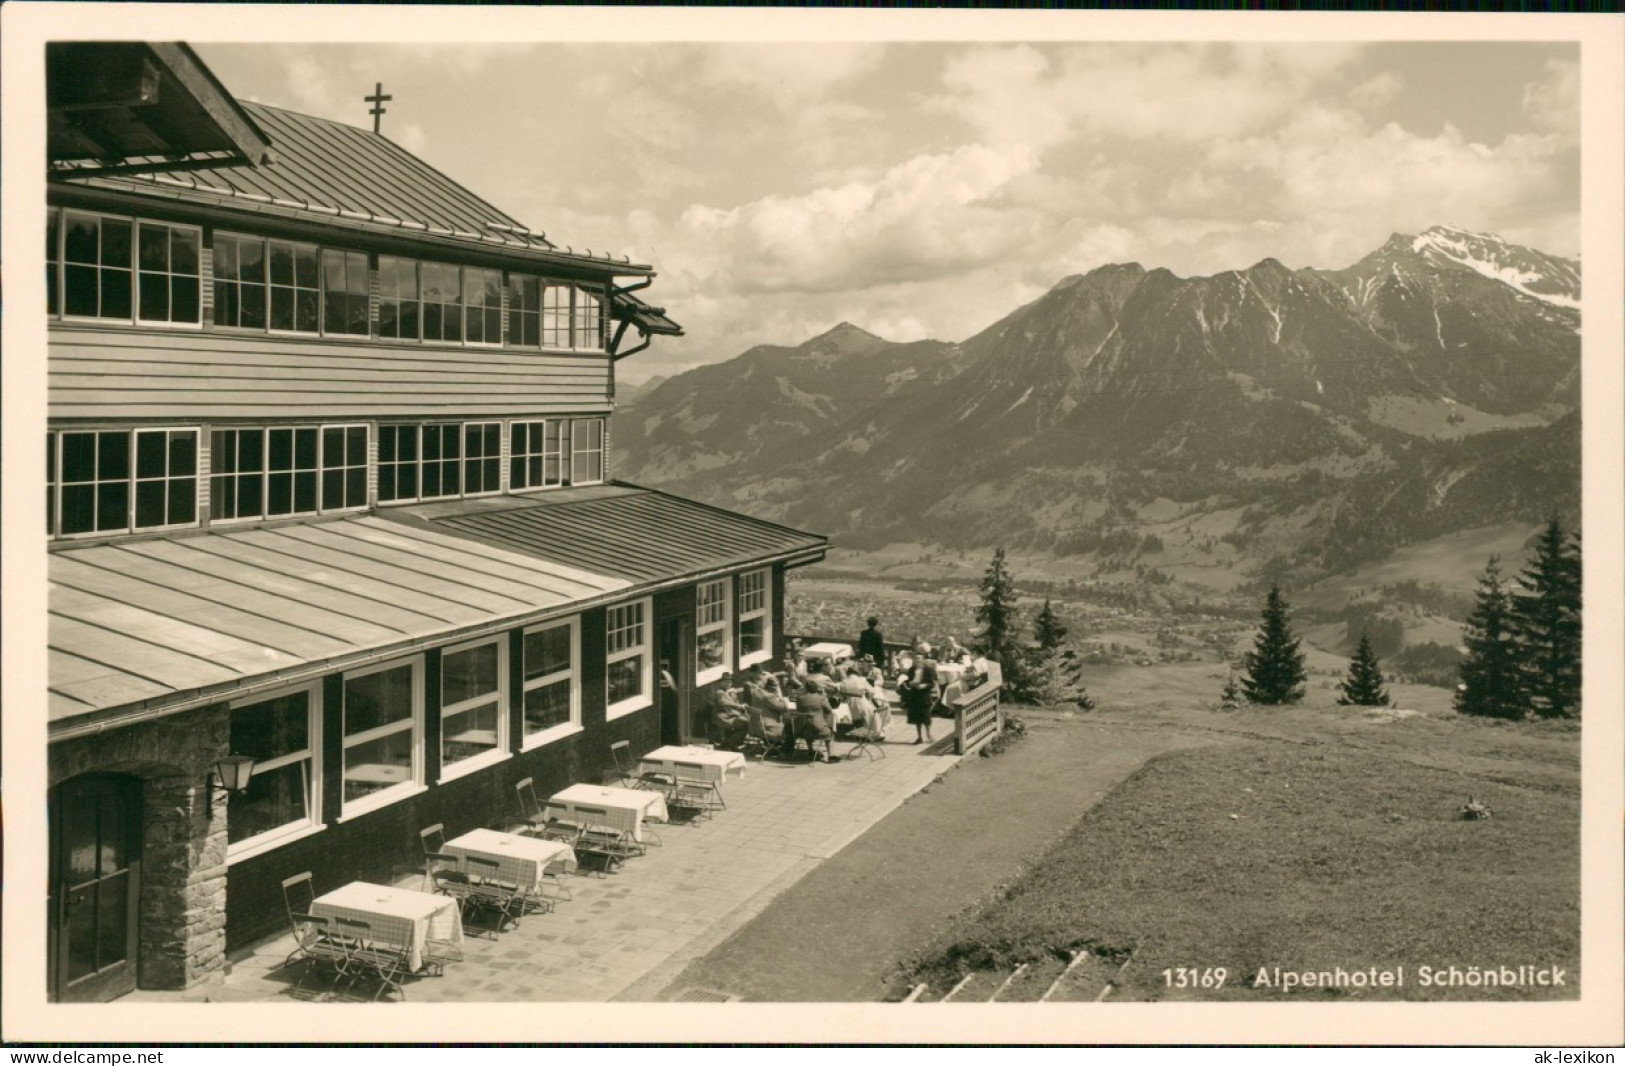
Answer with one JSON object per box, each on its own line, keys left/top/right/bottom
{"left": 365, "top": 82, "right": 392, "bottom": 134}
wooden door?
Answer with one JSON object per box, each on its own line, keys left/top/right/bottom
{"left": 49, "top": 774, "right": 143, "bottom": 1002}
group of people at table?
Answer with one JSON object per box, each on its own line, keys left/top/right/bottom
{"left": 707, "top": 616, "right": 990, "bottom": 758}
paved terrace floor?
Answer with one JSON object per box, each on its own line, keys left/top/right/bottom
{"left": 130, "top": 720, "right": 962, "bottom": 1004}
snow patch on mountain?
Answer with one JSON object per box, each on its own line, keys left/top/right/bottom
{"left": 1413, "top": 227, "right": 1580, "bottom": 310}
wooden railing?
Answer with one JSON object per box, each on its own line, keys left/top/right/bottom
{"left": 948, "top": 663, "right": 1003, "bottom": 757}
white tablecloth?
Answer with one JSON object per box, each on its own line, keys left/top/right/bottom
{"left": 802, "top": 642, "right": 853, "bottom": 664}
{"left": 311, "top": 882, "right": 463, "bottom": 973}
{"left": 549, "top": 783, "right": 669, "bottom": 842}
{"left": 640, "top": 745, "right": 747, "bottom": 783}
{"left": 444, "top": 827, "right": 578, "bottom": 891}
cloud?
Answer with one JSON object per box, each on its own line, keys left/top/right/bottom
{"left": 696, "top": 43, "right": 887, "bottom": 104}
{"left": 394, "top": 122, "right": 429, "bottom": 156}
{"left": 1523, "top": 58, "right": 1579, "bottom": 145}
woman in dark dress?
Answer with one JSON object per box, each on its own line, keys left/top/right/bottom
{"left": 898, "top": 641, "right": 939, "bottom": 744}
{"left": 857, "top": 616, "right": 886, "bottom": 670}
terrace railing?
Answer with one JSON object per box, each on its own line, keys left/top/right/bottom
{"left": 948, "top": 663, "right": 1003, "bottom": 757}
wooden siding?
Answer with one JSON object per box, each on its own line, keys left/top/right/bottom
{"left": 49, "top": 326, "right": 612, "bottom": 421}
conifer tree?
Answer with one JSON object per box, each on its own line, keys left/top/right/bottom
{"left": 974, "top": 546, "right": 1019, "bottom": 659}
{"left": 1240, "top": 584, "right": 1307, "bottom": 705}
{"left": 1337, "top": 633, "right": 1391, "bottom": 707}
{"left": 1034, "top": 598, "right": 1068, "bottom": 652}
{"left": 1455, "top": 556, "right": 1524, "bottom": 720}
{"left": 1511, "top": 517, "right": 1582, "bottom": 719}
{"left": 1219, "top": 672, "right": 1242, "bottom": 711}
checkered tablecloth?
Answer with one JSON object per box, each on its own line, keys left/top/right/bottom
{"left": 639, "top": 745, "right": 747, "bottom": 783}
{"left": 444, "top": 828, "right": 578, "bottom": 891}
{"left": 311, "top": 882, "right": 464, "bottom": 972}
{"left": 550, "top": 784, "right": 668, "bottom": 842}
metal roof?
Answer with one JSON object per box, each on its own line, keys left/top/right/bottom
{"left": 48, "top": 515, "right": 629, "bottom": 734}
{"left": 58, "top": 100, "right": 652, "bottom": 274}
{"left": 395, "top": 484, "right": 828, "bottom": 585}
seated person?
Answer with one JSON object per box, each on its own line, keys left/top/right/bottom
{"left": 836, "top": 665, "right": 879, "bottom": 730}
{"left": 803, "top": 657, "right": 835, "bottom": 691}
{"left": 744, "top": 665, "right": 795, "bottom": 715}
{"left": 940, "top": 636, "right": 970, "bottom": 664}
{"left": 783, "top": 679, "right": 835, "bottom": 761}
{"left": 709, "top": 674, "right": 751, "bottom": 751}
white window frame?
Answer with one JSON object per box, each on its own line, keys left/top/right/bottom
{"left": 695, "top": 577, "right": 732, "bottom": 686}
{"left": 225, "top": 681, "right": 324, "bottom": 863}
{"left": 57, "top": 210, "right": 202, "bottom": 329}
{"left": 439, "top": 635, "right": 510, "bottom": 782}
{"left": 605, "top": 597, "right": 654, "bottom": 721}
{"left": 51, "top": 426, "right": 201, "bottom": 540}
{"left": 521, "top": 615, "right": 582, "bottom": 750}
{"left": 318, "top": 423, "right": 371, "bottom": 513}
{"left": 462, "top": 421, "right": 503, "bottom": 498}
{"left": 264, "top": 237, "right": 323, "bottom": 337}
{"left": 736, "top": 568, "right": 772, "bottom": 669}
{"left": 570, "top": 418, "right": 605, "bottom": 487}
{"left": 462, "top": 266, "right": 504, "bottom": 348}
{"left": 339, "top": 654, "right": 425, "bottom": 820}
{"left": 134, "top": 219, "right": 205, "bottom": 329}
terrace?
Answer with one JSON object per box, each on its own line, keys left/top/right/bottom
{"left": 123, "top": 715, "right": 964, "bottom": 1003}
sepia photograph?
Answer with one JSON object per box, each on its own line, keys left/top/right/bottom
{"left": 3, "top": 4, "right": 1621, "bottom": 1048}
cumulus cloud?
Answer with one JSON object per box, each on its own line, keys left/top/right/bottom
{"left": 1523, "top": 58, "right": 1579, "bottom": 144}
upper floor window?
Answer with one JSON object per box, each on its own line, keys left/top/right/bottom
{"left": 55, "top": 210, "right": 200, "bottom": 326}
{"left": 382, "top": 260, "right": 508, "bottom": 346}
{"left": 377, "top": 255, "right": 420, "bottom": 341}
{"left": 507, "top": 276, "right": 541, "bottom": 348}
{"left": 571, "top": 419, "right": 605, "bottom": 486}
{"left": 49, "top": 428, "right": 199, "bottom": 538}
{"left": 540, "top": 282, "right": 607, "bottom": 351}
{"left": 510, "top": 420, "right": 565, "bottom": 491}
{"left": 464, "top": 267, "right": 503, "bottom": 346}
{"left": 215, "top": 233, "right": 365, "bottom": 336}
{"left": 210, "top": 424, "right": 368, "bottom": 522}
{"left": 377, "top": 422, "right": 500, "bottom": 504}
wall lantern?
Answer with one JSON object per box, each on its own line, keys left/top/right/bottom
{"left": 210, "top": 754, "right": 257, "bottom": 800}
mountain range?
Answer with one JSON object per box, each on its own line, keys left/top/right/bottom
{"left": 613, "top": 226, "right": 1581, "bottom": 586}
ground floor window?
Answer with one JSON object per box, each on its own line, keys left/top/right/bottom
{"left": 341, "top": 657, "right": 422, "bottom": 816}
{"left": 737, "top": 568, "right": 772, "bottom": 668}
{"left": 440, "top": 637, "right": 506, "bottom": 777}
{"left": 227, "top": 683, "right": 321, "bottom": 858}
{"left": 695, "top": 578, "right": 731, "bottom": 685}
{"left": 605, "top": 599, "right": 652, "bottom": 719}
{"left": 522, "top": 616, "right": 580, "bottom": 747}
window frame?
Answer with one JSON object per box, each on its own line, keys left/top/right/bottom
{"left": 339, "top": 654, "right": 425, "bottom": 820}
{"left": 462, "top": 266, "right": 504, "bottom": 348}
{"left": 376, "top": 254, "right": 422, "bottom": 343}
{"left": 570, "top": 418, "right": 605, "bottom": 487}
{"left": 51, "top": 426, "right": 201, "bottom": 540}
{"left": 521, "top": 615, "right": 582, "bottom": 750}
{"left": 736, "top": 568, "right": 772, "bottom": 669}
{"left": 264, "top": 237, "right": 323, "bottom": 337}
{"left": 694, "top": 577, "right": 733, "bottom": 686}
{"left": 209, "top": 423, "right": 369, "bottom": 524}
{"left": 604, "top": 597, "right": 654, "bottom": 721}
{"left": 134, "top": 219, "right": 204, "bottom": 328}
{"left": 438, "top": 635, "right": 510, "bottom": 782}
{"left": 225, "top": 681, "right": 324, "bottom": 863}
{"left": 461, "top": 421, "right": 503, "bottom": 498}
{"left": 56, "top": 209, "right": 202, "bottom": 329}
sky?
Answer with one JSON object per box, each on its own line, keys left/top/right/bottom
{"left": 195, "top": 38, "right": 1581, "bottom": 383}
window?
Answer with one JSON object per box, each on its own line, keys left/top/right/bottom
{"left": 321, "top": 249, "right": 371, "bottom": 337}
{"left": 62, "top": 211, "right": 134, "bottom": 319}
{"left": 213, "top": 233, "right": 268, "bottom": 330}
{"left": 47, "top": 211, "right": 60, "bottom": 314}
{"left": 321, "top": 425, "right": 369, "bottom": 512}
{"left": 377, "top": 256, "right": 420, "bottom": 341}
{"left": 737, "top": 569, "right": 772, "bottom": 667}
{"left": 210, "top": 424, "right": 366, "bottom": 521}
{"left": 464, "top": 267, "right": 503, "bottom": 345}
{"left": 695, "top": 578, "right": 732, "bottom": 685}
{"left": 421, "top": 423, "right": 462, "bottom": 499}
{"left": 539, "top": 283, "right": 607, "bottom": 350}
{"left": 509, "top": 420, "right": 561, "bottom": 491}
{"left": 46, "top": 433, "right": 58, "bottom": 535}
{"left": 571, "top": 418, "right": 605, "bottom": 485}
{"left": 341, "top": 657, "right": 422, "bottom": 815}
{"left": 53, "top": 428, "right": 198, "bottom": 537}
{"left": 522, "top": 617, "right": 580, "bottom": 746}
{"left": 377, "top": 424, "right": 420, "bottom": 503}
{"left": 137, "top": 222, "right": 202, "bottom": 325}
{"left": 605, "top": 599, "right": 652, "bottom": 719}
{"left": 268, "top": 240, "right": 320, "bottom": 333}
{"left": 441, "top": 637, "right": 506, "bottom": 777}
{"left": 463, "top": 423, "right": 501, "bottom": 496}
{"left": 228, "top": 683, "right": 321, "bottom": 857}
{"left": 421, "top": 262, "right": 462, "bottom": 343}
{"left": 507, "top": 275, "right": 540, "bottom": 348}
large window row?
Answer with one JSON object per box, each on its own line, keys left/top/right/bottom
{"left": 50, "top": 210, "right": 611, "bottom": 352}
{"left": 48, "top": 418, "right": 605, "bottom": 539}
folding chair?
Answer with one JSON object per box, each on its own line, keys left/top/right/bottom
{"left": 513, "top": 777, "right": 550, "bottom": 836}
{"left": 538, "top": 803, "right": 586, "bottom": 847}
{"left": 332, "top": 917, "right": 407, "bottom": 1002}
{"left": 283, "top": 911, "right": 354, "bottom": 995}
{"left": 668, "top": 762, "right": 726, "bottom": 823}
{"left": 844, "top": 725, "right": 887, "bottom": 761}
{"left": 745, "top": 708, "right": 783, "bottom": 761}
{"left": 419, "top": 823, "right": 447, "bottom": 856}
{"left": 426, "top": 850, "right": 475, "bottom": 906}
{"left": 464, "top": 854, "right": 539, "bottom": 935}
{"left": 572, "top": 806, "right": 640, "bottom": 874}
{"left": 612, "top": 739, "right": 678, "bottom": 796}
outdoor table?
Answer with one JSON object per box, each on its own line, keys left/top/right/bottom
{"left": 311, "top": 881, "right": 464, "bottom": 973}
{"left": 550, "top": 783, "right": 668, "bottom": 842}
{"left": 443, "top": 827, "right": 578, "bottom": 890}
{"left": 801, "top": 641, "right": 853, "bottom": 665}
{"left": 639, "top": 745, "right": 747, "bottom": 783}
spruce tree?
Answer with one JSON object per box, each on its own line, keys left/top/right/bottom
{"left": 974, "top": 546, "right": 1019, "bottom": 659}
{"left": 1511, "top": 517, "right": 1582, "bottom": 719}
{"left": 1240, "top": 584, "right": 1307, "bottom": 705}
{"left": 1337, "top": 633, "right": 1391, "bottom": 706}
{"left": 1034, "top": 598, "right": 1068, "bottom": 652}
{"left": 1455, "top": 556, "right": 1524, "bottom": 720}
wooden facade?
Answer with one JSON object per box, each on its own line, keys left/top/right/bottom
{"left": 44, "top": 54, "right": 825, "bottom": 1001}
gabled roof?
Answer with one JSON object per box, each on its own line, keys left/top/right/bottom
{"left": 394, "top": 483, "right": 828, "bottom": 585}
{"left": 56, "top": 100, "right": 654, "bottom": 276}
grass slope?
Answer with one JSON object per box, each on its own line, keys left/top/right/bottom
{"left": 894, "top": 704, "right": 1579, "bottom": 1001}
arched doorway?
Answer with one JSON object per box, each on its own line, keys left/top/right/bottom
{"left": 48, "top": 773, "right": 143, "bottom": 1002}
